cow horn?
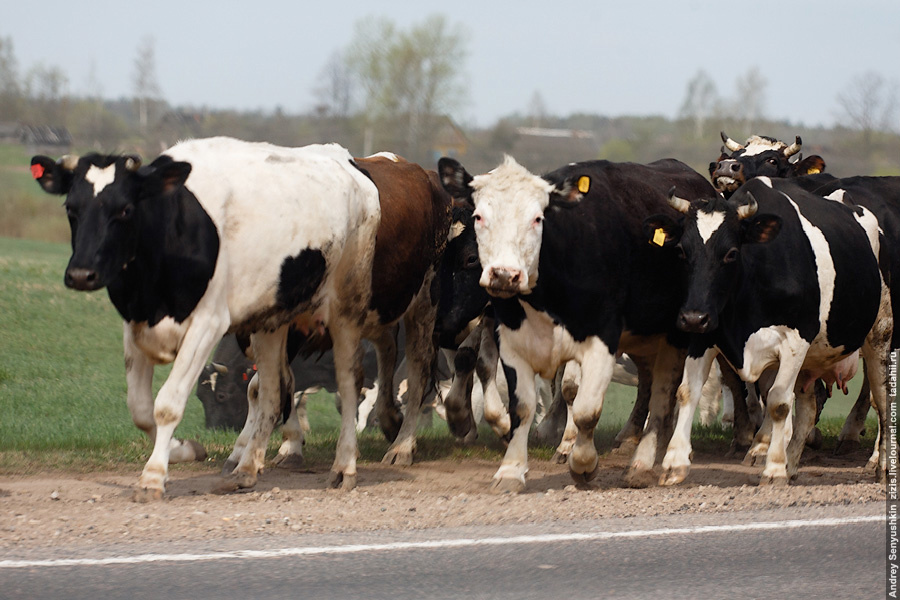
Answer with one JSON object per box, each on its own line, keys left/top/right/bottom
{"left": 736, "top": 193, "right": 758, "bottom": 220}
{"left": 124, "top": 156, "right": 142, "bottom": 172}
{"left": 721, "top": 131, "right": 744, "bottom": 152}
{"left": 667, "top": 187, "right": 691, "bottom": 214}
{"left": 783, "top": 136, "right": 802, "bottom": 158}
{"left": 59, "top": 155, "right": 79, "bottom": 171}
{"left": 212, "top": 362, "right": 229, "bottom": 375}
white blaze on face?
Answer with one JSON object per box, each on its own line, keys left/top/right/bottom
{"left": 696, "top": 210, "right": 725, "bottom": 244}
{"left": 85, "top": 164, "right": 117, "bottom": 196}
{"left": 470, "top": 156, "right": 555, "bottom": 293}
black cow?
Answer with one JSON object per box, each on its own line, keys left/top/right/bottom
{"left": 647, "top": 177, "right": 892, "bottom": 485}
{"left": 439, "top": 155, "right": 718, "bottom": 492}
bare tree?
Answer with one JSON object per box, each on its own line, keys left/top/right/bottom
{"left": 23, "top": 63, "right": 69, "bottom": 124}
{"left": 0, "top": 36, "right": 22, "bottom": 119}
{"left": 132, "top": 35, "right": 163, "bottom": 132}
{"left": 345, "top": 15, "right": 468, "bottom": 161}
{"left": 313, "top": 50, "right": 355, "bottom": 118}
{"left": 734, "top": 67, "right": 767, "bottom": 132}
{"left": 837, "top": 71, "right": 899, "bottom": 141}
{"left": 527, "top": 91, "right": 548, "bottom": 128}
{"left": 679, "top": 70, "right": 718, "bottom": 139}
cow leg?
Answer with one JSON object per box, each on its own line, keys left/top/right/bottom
{"left": 760, "top": 339, "right": 809, "bottom": 486}
{"left": 861, "top": 287, "right": 893, "bottom": 482}
{"left": 273, "top": 390, "right": 308, "bottom": 468}
{"left": 786, "top": 381, "right": 824, "bottom": 480}
{"left": 834, "top": 362, "right": 871, "bottom": 455}
{"left": 568, "top": 341, "right": 617, "bottom": 487}
{"left": 371, "top": 326, "right": 401, "bottom": 442}
{"left": 534, "top": 366, "right": 569, "bottom": 448}
{"left": 743, "top": 370, "right": 776, "bottom": 465}
{"left": 382, "top": 279, "right": 440, "bottom": 466}
{"left": 216, "top": 326, "right": 292, "bottom": 494}
{"left": 548, "top": 362, "right": 581, "bottom": 463}
{"left": 720, "top": 379, "right": 735, "bottom": 429}
{"left": 222, "top": 372, "right": 261, "bottom": 475}
{"left": 613, "top": 355, "right": 652, "bottom": 455}
{"left": 443, "top": 326, "right": 480, "bottom": 441}
{"left": 720, "top": 358, "right": 753, "bottom": 455}
{"left": 134, "top": 314, "right": 228, "bottom": 502}
{"left": 698, "top": 361, "right": 722, "bottom": 427}
{"left": 660, "top": 348, "right": 717, "bottom": 486}
{"left": 491, "top": 359, "right": 539, "bottom": 493}
{"left": 327, "top": 322, "right": 365, "bottom": 491}
{"left": 478, "top": 317, "right": 510, "bottom": 438}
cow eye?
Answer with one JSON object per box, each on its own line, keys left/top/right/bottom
{"left": 533, "top": 215, "right": 544, "bottom": 226}
{"left": 723, "top": 247, "right": 739, "bottom": 263}
{"left": 675, "top": 244, "right": 686, "bottom": 260}
{"left": 464, "top": 254, "right": 479, "bottom": 269}
{"left": 766, "top": 158, "right": 778, "bottom": 166}
{"left": 473, "top": 212, "right": 482, "bottom": 223}
{"left": 116, "top": 204, "right": 134, "bottom": 221}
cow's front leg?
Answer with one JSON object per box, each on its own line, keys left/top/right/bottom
{"left": 760, "top": 339, "right": 808, "bottom": 486}
{"left": 443, "top": 328, "right": 479, "bottom": 440}
{"left": 273, "top": 390, "right": 308, "bottom": 468}
{"left": 549, "top": 361, "right": 579, "bottom": 463}
{"left": 660, "top": 348, "right": 716, "bottom": 486}
{"left": 327, "top": 323, "right": 365, "bottom": 490}
{"left": 568, "top": 341, "right": 616, "bottom": 487}
{"left": 491, "top": 359, "right": 538, "bottom": 493}
{"left": 613, "top": 355, "right": 652, "bottom": 455}
{"left": 626, "top": 344, "right": 685, "bottom": 488}
{"left": 477, "top": 317, "right": 510, "bottom": 439}
{"left": 135, "top": 314, "right": 228, "bottom": 502}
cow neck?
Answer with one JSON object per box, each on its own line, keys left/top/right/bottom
{"left": 106, "top": 187, "right": 219, "bottom": 327}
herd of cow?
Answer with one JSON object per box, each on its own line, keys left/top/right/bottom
{"left": 29, "top": 131, "right": 898, "bottom": 502}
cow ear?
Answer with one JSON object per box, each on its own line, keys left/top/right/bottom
{"left": 139, "top": 156, "right": 191, "bottom": 199}
{"left": 549, "top": 175, "right": 590, "bottom": 207}
{"left": 30, "top": 155, "right": 75, "bottom": 195}
{"left": 438, "top": 157, "right": 474, "bottom": 207}
{"left": 743, "top": 214, "right": 782, "bottom": 244}
{"left": 643, "top": 214, "right": 682, "bottom": 248}
{"left": 793, "top": 155, "right": 826, "bottom": 176}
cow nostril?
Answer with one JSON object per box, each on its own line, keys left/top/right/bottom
{"left": 510, "top": 272, "right": 520, "bottom": 284}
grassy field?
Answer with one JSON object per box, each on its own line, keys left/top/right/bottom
{"left": 0, "top": 236, "right": 876, "bottom": 475}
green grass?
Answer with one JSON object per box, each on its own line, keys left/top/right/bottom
{"left": 0, "top": 236, "right": 879, "bottom": 476}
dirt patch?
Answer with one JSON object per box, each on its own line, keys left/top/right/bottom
{"left": 0, "top": 446, "right": 885, "bottom": 553}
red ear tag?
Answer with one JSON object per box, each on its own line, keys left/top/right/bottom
{"left": 31, "top": 163, "right": 45, "bottom": 179}
{"left": 242, "top": 372, "right": 249, "bottom": 381}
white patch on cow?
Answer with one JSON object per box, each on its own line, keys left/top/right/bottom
{"left": 368, "top": 152, "right": 399, "bottom": 162}
{"left": 824, "top": 189, "right": 846, "bottom": 203}
{"left": 756, "top": 176, "right": 774, "bottom": 188}
{"left": 85, "top": 164, "right": 117, "bottom": 195}
{"left": 784, "top": 196, "right": 835, "bottom": 341}
{"left": 696, "top": 210, "right": 725, "bottom": 244}
{"left": 740, "top": 136, "right": 786, "bottom": 157}
{"left": 470, "top": 156, "right": 556, "bottom": 294}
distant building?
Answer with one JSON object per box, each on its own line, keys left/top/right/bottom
{"left": 1, "top": 122, "right": 73, "bottom": 153}
{"left": 430, "top": 116, "right": 468, "bottom": 161}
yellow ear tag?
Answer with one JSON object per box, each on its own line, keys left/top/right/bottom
{"left": 806, "top": 167, "right": 820, "bottom": 175}
{"left": 652, "top": 228, "right": 666, "bottom": 247}
{"left": 577, "top": 176, "right": 590, "bottom": 194}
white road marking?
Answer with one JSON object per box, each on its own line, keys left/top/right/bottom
{"left": 0, "top": 515, "right": 883, "bottom": 569}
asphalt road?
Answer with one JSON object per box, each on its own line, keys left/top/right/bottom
{"left": 1, "top": 505, "right": 887, "bottom": 600}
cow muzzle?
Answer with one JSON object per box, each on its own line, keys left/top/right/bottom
{"left": 677, "top": 310, "right": 712, "bottom": 333}
{"left": 482, "top": 266, "right": 525, "bottom": 298}
{"left": 65, "top": 267, "right": 103, "bottom": 291}
{"left": 712, "top": 160, "right": 744, "bottom": 194}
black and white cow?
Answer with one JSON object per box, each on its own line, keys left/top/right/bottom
{"left": 647, "top": 177, "right": 892, "bottom": 485}
{"left": 710, "top": 133, "right": 900, "bottom": 457}
{"left": 439, "top": 155, "right": 718, "bottom": 492}
{"left": 32, "top": 138, "right": 449, "bottom": 501}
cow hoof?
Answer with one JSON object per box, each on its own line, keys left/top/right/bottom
{"left": 742, "top": 448, "right": 767, "bottom": 467}
{"left": 833, "top": 439, "right": 861, "bottom": 456}
{"left": 378, "top": 412, "right": 403, "bottom": 443}
{"left": 272, "top": 453, "right": 305, "bottom": 470}
{"left": 569, "top": 468, "right": 598, "bottom": 489}
{"left": 659, "top": 466, "right": 689, "bottom": 487}
{"left": 381, "top": 448, "right": 414, "bottom": 467}
{"left": 805, "top": 427, "right": 823, "bottom": 450}
{"left": 759, "top": 474, "right": 789, "bottom": 487}
{"left": 490, "top": 477, "right": 526, "bottom": 494}
{"left": 213, "top": 472, "right": 258, "bottom": 494}
{"left": 552, "top": 450, "right": 569, "bottom": 465}
{"left": 725, "top": 442, "right": 750, "bottom": 459}
{"left": 624, "top": 466, "right": 657, "bottom": 489}
{"left": 221, "top": 459, "right": 238, "bottom": 476}
{"left": 327, "top": 470, "right": 357, "bottom": 491}
{"left": 131, "top": 487, "right": 164, "bottom": 503}
{"left": 611, "top": 439, "right": 638, "bottom": 457}
{"left": 447, "top": 413, "right": 474, "bottom": 440}
{"left": 188, "top": 440, "right": 208, "bottom": 462}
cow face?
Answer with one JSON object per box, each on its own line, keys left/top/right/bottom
{"left": 644, "top": 189, "right": 781, "bottom": 334}
{"left": 439, "top": 156, "right": 570, "bottom": 298}
{"left": 435, "top": 204, "right": 490, "bottom": 347}
{"left": 31, "top": 153, "right": 191, "bottom": 291}
{"left": 710, "top": 132, "right": 825, "bottom": 197}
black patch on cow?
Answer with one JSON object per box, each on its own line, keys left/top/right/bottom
{"left": 502, "top": 361, "right": 521, "bottom": 441}
{"left": 276, "top": 248, "right": 327, "bottom": 309}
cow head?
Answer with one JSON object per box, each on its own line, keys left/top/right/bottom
{"left": 31, "top": 153, "right": 192, "bottom": 291}
{"left": 438, "top": 155, "right": 578, "bottom": 298}
{"left": 435, "top": 204, "right": 490, "bottom": 347}
{"left": 709, "top": 132, "right": 826, "bottom": 197}
{"left": 643, "top": 188, "right": 781, "bottom": 334}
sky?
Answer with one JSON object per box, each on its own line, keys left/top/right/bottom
{"left": 3, "top": 0, "right": 899, "bottom": 130}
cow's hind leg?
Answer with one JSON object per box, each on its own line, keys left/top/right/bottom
{"left": 371, "top": 326, "right": 401, "bottom": 442}
{"left": 443, "top": 325, "right": 480, "bottom": 441}
{"left": 834, "top": 364, "right": 871, "bottom": 455}
{"left": 477, "top": 317, "right": 510, "bottom": 439}
{"left": 612, "top": 355, "right": 652, "bottom": 456}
